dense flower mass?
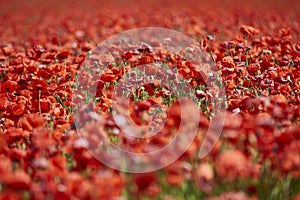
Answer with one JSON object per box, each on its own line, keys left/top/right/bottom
{"left": 0, "top": 0, "right": 300, "bottom": 199}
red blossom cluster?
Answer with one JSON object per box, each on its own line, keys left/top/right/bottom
{"left": 0, "top": 0, "right": 300, "bottom": 199}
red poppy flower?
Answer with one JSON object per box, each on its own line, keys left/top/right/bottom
{"left": 27, "top": 114, "right": 45, "bottom": 128}
{"left": 240, "top": 25, "right": 260, "bottom": 38}
{"left": 166, "top": 173, "right": 183, "bottom": 187}
{"left": 1, "top": 46, "right": 14, "bottom": 56}
{"left": 246, "top": 63, "right": 260, "bottom": 74}
{"left": 146, "top": 184, "right": 161, "bottom": 197}
{"left": 101, "top": 72, "right": 118, "bottom": 82}
{"left": 215, "top": 149, "right": 259, "bottom": 181}
{"left": 57, "top": 50, "right": 70, "bottom": 60}
{"left": 2, "top": 170, "right": 31, "bottom": 190}
{"left": 19, "top": 117, "right": 33, "bottom": 131}
{"left": 194, "top": 162, "right": 214, "bottom": 193}
{"left": 32, "top": 44, "right": 44, "bottom": 54}
{"left": 133, "top": 172, "right": 157, "bottom": 194}
{"left": 9, "top": 147, "right": 27, "bottom": 160}
{"left": 138, "top": 56, "right": 154, "bottom": 65}
{"left": 82, "top": 43, "right": 93, "bottom": 52}
{"left": 122, "top": 52, "right": 133, "bottom": 60}
{"left": 1, "top": 81, "right": 17, "bottom": 93}
{"left": 221, "top": 56, "right": 235, "bottom": 68}
{"left": 0, "top": 96, "right": 8, "bottom": 110}
{"left": 29, "top": 79, "right": 48, "bottom": 90}
{"left": 11, "top": 102, "right": 26, "bottom": 117}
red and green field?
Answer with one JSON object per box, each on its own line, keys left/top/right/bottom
{"left": 0, "top": 0, "right": 300, "bottom": 199}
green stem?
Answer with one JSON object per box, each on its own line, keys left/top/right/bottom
{"left": 38, "top": 89, "right": 41, "bottom": 113}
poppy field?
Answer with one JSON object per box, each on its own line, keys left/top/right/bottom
{"left": 0, "top": 0, "right": 300, "bottom": 199}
